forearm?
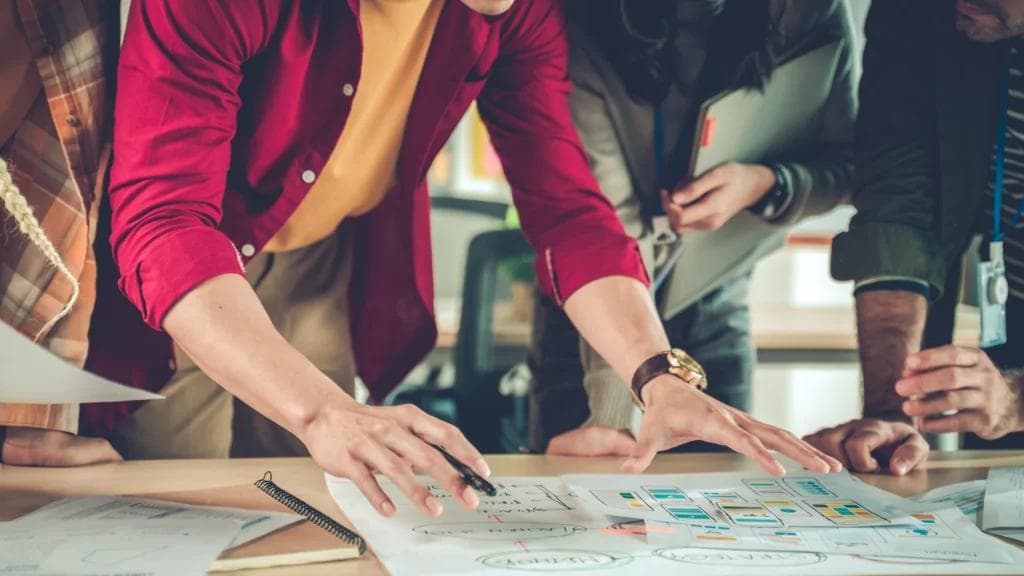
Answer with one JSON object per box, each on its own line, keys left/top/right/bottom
{"left": 855, "top": 290, "right": 928, "bottom": 418}
{"left": 162, "top": 274, "right": 352, "bottom": 438}
{"left": 563, "top": 276, "right": 669, "bottom": 390}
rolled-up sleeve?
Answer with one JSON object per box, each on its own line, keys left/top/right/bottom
{"left": 477, "top": 1, "right": 648, "bottom": 305}
{"left": 109, "top": 1, "right": 274, "bottom": 329}
{"left": 830, "top": 0, "right": 946, "bottom": 296}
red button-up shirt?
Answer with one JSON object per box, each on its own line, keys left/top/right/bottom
{"left": 83, "top": 0, "right": 647, "bottom": 436}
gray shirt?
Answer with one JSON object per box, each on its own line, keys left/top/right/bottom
{"left": 566, "top": 0, "right": 859, "bottom": 430}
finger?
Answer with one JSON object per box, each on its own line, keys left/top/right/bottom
{"left": 895, "top": 367, "right": 974, "bottom": 398}
{"left": 403, "top": 407, "right": 490, "bottom": 478}
{"left": 355, "top": 441, "right": 442, "bottom": 517}
{"left": 661, "top": 190, "right": 688, "bottom": 233}
{"left": 622, "top": 423, "right": 662, "bottom": 473}
{"left": 842, "top": 429, "right": 887, "bottom": 473}
{"left": 905, "top": 345, "right": 979, "bottom": 373}
{"left": 344, "top": 460, "right": 397, "bottom": 517}
{"left": 803, "top": 428, "right": 853, "bottom": 471}
{"left": 745, "top": 419, "right": 841, "bottom": 473}
{"left": 56, "top": 437, "right": 124, "bottom": 466}
{"left": 671, "top": 167, "right": 726, "bottom": 205}
{"left": 902, "top": 389, "right": 985, "bottom": 418}
{"left": 705, "top": 415, "right": 784, "bottom": 476}
{"left": 381, "top": 426, "right": 477, "bottom": 511}
{"left": 673, "top": 196, "right": 721, "bottom": 231}
{"left": 919, "top": 411, "right": 989, "bottom": 435}
{"left": 888, "top": 435, "right": 929, "bottom": 476}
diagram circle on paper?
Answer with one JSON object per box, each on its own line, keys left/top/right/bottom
{"left": 655, "top": 548, "right": 827, "bottom": 567}
{"left": 477, "top": 549, "right": 633, "bottom": 571}
{"left": 413, "top": 522, "right": 586, "bottom": 541}
{"left": 855, "top": 555, "right": 954, "bottom": 565}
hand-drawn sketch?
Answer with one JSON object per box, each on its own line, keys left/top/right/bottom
{"left": 477, "top": 549, "right": 633, "bottom": 572}
{"left": 413, "top": 522, "right": 586, "bottom": 541}
{"left": 655, "top": 547, "right": 827, "bottom": 567}
{"left": 326, "top": 473, "right": 1024, "bottom": 576}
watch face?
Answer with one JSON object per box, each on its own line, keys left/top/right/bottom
{"left": 668, "top": 349, "right": 708, "bottom": 390}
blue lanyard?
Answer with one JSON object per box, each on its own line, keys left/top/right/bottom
{"left": 994, "top": 57, "right": 1024, "bottom": 242}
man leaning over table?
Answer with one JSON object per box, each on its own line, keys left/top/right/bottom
{"left": 94, "top": 0, "right": 840, "bottom": 517}
{"left": 0, "top": 0, "right": 123, "bottom": 467}
{"left": 807, "top": 0, "right": 1024, "bottom": 475}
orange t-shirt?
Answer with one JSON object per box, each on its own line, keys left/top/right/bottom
{"left": 263, "top": 0, "right": 444, "bottom": 252}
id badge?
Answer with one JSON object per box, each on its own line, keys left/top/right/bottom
{"left": 978, "top": 241, "right": 1009, "bottom": 348}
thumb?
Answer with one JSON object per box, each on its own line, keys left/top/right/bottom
{"left": 622, "top": 426, "right": 660, "bottom": 473}
{"left": 889, "top": 436, "right": 928, "bottom": 476}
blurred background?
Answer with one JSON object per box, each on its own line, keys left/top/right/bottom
{"left": 375, "top": 0, "right": 977, "bottom": 453}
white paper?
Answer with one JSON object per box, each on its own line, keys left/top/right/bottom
{"left": 984, "top": 467, "right": 1024, "bottom": 544}
{"left": 563, "top": 469, "right": 921, "bottom": 528}
{"left": 909, "top": 479, "right": 985, "bottom": 522}
{"left": 325, "top": 474, "right": 1024, "bottom": 575}
{"left": 0, "top": 519, "right": 238, "bottom": 576}
{"left": 16, "top": 495, "right": 302, "bottom": 548}
{"left": 0, "top": 322, "right": 162, "bottom": 403}
{"left": 643, "top": 505, "right": 1023, "bottom": 564}
{"left": 326, "top": 475, "right": 657, "bottom": 576}
{"left": 633, "top": 547, "right": 1024, "bottom": 575}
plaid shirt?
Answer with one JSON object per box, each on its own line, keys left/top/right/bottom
{"left": 0, "top": 0, "right": 115, "bottom": 433}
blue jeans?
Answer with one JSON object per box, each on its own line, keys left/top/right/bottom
{"left": 528, "top": 274, "right": 755, "bottom": 452}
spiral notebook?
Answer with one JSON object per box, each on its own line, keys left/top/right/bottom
{"left": 139, "top": 473, "right": 364, "bottom": 572}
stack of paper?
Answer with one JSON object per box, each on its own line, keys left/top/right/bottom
{"left": 983, "top": 467, "right": 1024, "bottom": 544}
{"left": 0, "top": 496, "right": 301, "bottom": 576}
{"left": 326, "top": 466, "right": 1024, "bottom": 576}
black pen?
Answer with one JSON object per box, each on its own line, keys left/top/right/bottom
{"left": 431, "top": 443, "right": 497, "bottom": 497}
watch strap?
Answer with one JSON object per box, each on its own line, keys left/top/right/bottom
{"left": 750, "top": 163, "right": 792, "bottom": 221}
{"left": 630, "top": 349, "right": 707, "bottom": 410}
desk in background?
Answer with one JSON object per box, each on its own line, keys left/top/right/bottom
{"left": 432, "top": 300, "right": 981, "bottom": 365}
{"left": 2, "top": 451, "right": 1022, "bottom": 576}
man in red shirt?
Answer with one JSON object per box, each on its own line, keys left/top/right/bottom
{"left": 100, "top": 0, "right": 837, "bottom": 516}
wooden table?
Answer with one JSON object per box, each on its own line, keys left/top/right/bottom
{"left": 3, "top": 451, "right": 1022, "bottom": 575}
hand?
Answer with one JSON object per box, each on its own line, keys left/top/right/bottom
{"left": 1, "top": 427, "right": 123, "bottom": 466}
{"left": 546, "top": 426, "right": 636, "bottom": 457}
{"left": 302, "top": 400, "right": 490, "bottom": 518}
{"left": 803, "top": 418, "right": 929, "bottom": 475}
{"left": 660, "top": 162, "right": 775, "bottom": 233}
{"left": 897, "top": 345, "right": 1024, "bottom": 440}
{"left": 623, "top": 375, "right": 843, "bottom": 475}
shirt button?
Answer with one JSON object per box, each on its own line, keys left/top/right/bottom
{"left": 168, "top": 358, "right": 177, "bottom": 372}
{"left": 301, "top": 170, "right": 317, "bottom": 184}
{"left": 240, "top": 243, "right": 256, "bottom": 257}
{"left": 342, "top": 83, "right": 355, "bottom": 97}
{"left": 66, "top": 115, "right": 81, "bottom": 128}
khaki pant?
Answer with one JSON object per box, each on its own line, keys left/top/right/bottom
{"left": 109, "top": 228, "right": 356, "bottom": 459}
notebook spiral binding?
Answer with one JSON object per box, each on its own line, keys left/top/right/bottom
{"left": 255, "top": 471, "right": 366, "bottom": 555}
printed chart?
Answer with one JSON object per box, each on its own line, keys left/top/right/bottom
{"left": 326, "top": 474, "right": 1024, "bottom": 575}
{"left": 566, "top": 472, "right": 909, "bottom": 528}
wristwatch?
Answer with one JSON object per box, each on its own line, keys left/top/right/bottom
{"left": 750, "top": 163, "right": 793, "bottom": 221}
{"left": 629, "top": 349, "right": 707, "bottom": 412}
